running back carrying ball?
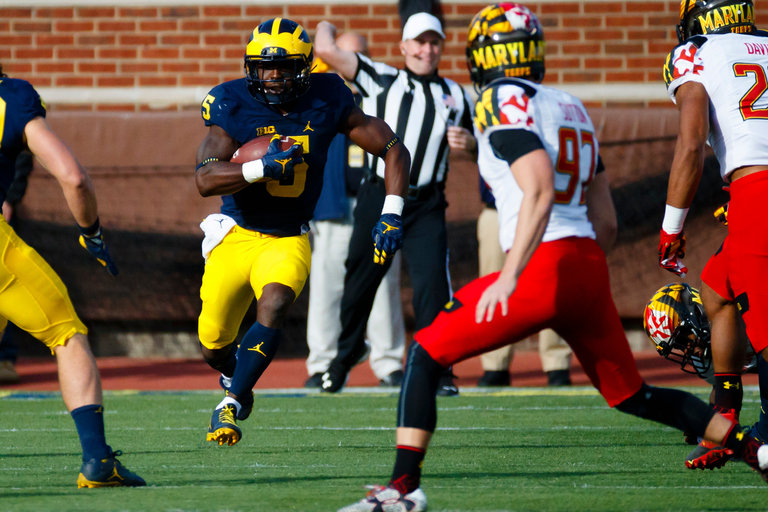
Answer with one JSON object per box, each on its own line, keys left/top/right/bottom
{"left": 231, "top": 134, "right": 300, "bottom": 163}
{"left": 234, "top": 134, "right": 303, "bottom": 184}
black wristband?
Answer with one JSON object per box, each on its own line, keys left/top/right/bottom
{"left": 78, "top": 217, "right": 101, "bottom": 238}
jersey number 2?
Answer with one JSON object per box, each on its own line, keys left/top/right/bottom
{"left": 734, "top": 63, "right": 768, "bottom": 120}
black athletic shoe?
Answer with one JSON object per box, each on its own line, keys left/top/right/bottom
{"left": 321, "top": 363, "right": 349, "bottom": 393}
{"left": 437, "top": 371, "right": 459, "bottom": 396}
{"left": 477, "top": 370, "right": 510, "bottom": 387}
{"left": 546, "top": 369, "right": 572, "bottom": 387}
{"left": 304, "top": 373, "right": 324, "bottom": 388}
{"left": 379, "top": 370, "right": 404, "bottom": 387}
{"left": 77, "top": 450, "right": 146, "bottom": 488}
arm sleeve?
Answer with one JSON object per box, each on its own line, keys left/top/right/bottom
{"left": 488, "top": 128, "right": 544, "bottom": 165}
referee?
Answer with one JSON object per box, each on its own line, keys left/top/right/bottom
{"left": 314, "top": 12, "right": 476, "bottom": 394}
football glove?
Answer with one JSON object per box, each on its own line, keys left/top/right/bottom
{"left": 263, "top": 139, "right": 303, "bottom": 184}
{"left": 658, "top": 229, "right": 687, "bottom": 277}
{"left": 371, "top": 213, "right": 402, "bottom": 265}
{"left": 79, "top": 229, "right": 118, "bottom": 276}
{"left": 714, "top": 202, "right": 728, "bottom": 226}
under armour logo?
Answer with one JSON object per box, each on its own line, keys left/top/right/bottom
{"left": 381, "top": 222, "right": 399, "bottom": 234}
{"left": 303, "top": 121, "right": 313, "bottom": 132}
{"left": 722, "top": 381, "right": 741, "bottom": 390}
{"left": 247, "top": 342, "right": 266, "bottom": 356}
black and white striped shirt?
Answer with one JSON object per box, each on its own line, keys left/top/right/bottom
{"left": 353, "top": 54, "right": 473, "bottom": 190}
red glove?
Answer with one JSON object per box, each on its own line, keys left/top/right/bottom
{"left": 658, "top": 229, "right": 687, "bottom": 277}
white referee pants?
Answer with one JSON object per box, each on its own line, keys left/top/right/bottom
{"left": 307, "top": 219, "right": 405, "bottom": 379}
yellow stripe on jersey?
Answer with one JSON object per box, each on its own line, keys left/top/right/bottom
{"left": 474, "top": 87, "right": 502, "bottom": 134}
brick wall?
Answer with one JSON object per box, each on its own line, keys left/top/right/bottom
{"left": 2, "top": 0, "right": 752, "bottom": 110}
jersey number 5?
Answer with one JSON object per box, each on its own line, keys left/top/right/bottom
{"left": 734, "top": 63, "right": 768, "bottom": 120}
{"left": 266, "top": 134, "right": 309, "bottom": 198}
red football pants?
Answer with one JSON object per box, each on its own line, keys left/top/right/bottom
{"left": 415, "top": 237, "right": 643, "bottom": 407}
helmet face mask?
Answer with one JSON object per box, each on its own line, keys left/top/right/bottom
{"left": 644, "top": 283, "right": 712, "bottom": 378}
{"left": 244, "top": 18, "right": 313, "bottom": 105}
{"left": 466, "top": 3, "right": 546, "bottom": 89}
{"left": 677, "top": 0, "right": 756, "bottom": 42}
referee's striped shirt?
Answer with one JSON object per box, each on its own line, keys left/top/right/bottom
{"left": 353, "top": 54, "right": 473, "bottom": 190}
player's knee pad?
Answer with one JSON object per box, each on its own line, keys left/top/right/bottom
{"left": 397, "top": 342, "right": 444, "bottom": 432}
{"left": 615, "top": 383, "right": 715, "bottom": 436}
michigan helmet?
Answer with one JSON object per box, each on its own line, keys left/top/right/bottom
{"left": 677, "top": 0, "right": 756, "bottom": 42}
{"left": 466, "top": 3, "right": 545, "bottom": 89}
{"left": 644, "top": 283, "right": 712, "bottom": 379}
{"left": 244, "top": 18, "right": 313, "bottom": 104}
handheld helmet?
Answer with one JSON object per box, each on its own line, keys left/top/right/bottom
{"left": 466, "top": 3, "right": 546, "bottom": 89}
{"left": 244, "top": 18, "right": 313, "bottom": 105}
{"left": 677, "top": 0, "right": 756, "bottom": 42}
{"left": 643, "top": 283, "right": 712, "bottom": 379}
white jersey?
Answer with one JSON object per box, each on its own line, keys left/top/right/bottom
{"left": 473, "top": 78, "right": 598, "bottom": 252}
{"left": 664, "top": 32, "right": 768, "bottom": 178}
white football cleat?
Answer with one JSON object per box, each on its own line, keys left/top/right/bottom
{"left": 337, "top": 485, "right": 427, "bottom": 512}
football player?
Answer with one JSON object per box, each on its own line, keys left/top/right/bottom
{"left": 659, "top": 0, "right": 768, "bottom": 469}
{"left": 643, "top": 283, "right": 763, "bottom": 462}
{"left": 195, "top": 18, "right": 409, "bottom": 446}
{"left": 0, "top": 64, "right": 144, "bottom": 487}
{"left": 338, "top": 4, "right": 768, "bottom": 510}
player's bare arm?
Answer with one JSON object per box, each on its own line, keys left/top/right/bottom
{"left": 476, "top": 149, "right": 554, "bottom": 324}
{"left": 313, "top": 21, "right": 359, "bottom": 82}
{"left": 667, "top": 81, "right": 709, "bottom": 209}
{"left": 345, "top": 106, "right": 409, "bottom": 199}
{"left": 195, "top": 124, "right": 247, "bottom": 197}
{"left": 585, "top": 171, "right": 618, "bottom": 253}
{"left": 23, "top": 116, "right": 98, "bottom": 228}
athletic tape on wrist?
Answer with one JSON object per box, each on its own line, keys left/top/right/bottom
{"left": 381, "top": 195, "right": 405, "bottom": 216}
{"left": 662, "top": 205, "right": 689, "bottom": 234}
{"left": 242, "top": 159, "right": 265, "bottom": 183}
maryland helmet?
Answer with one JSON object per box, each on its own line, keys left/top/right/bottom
{"left": 677, "top": 0, "right": 756, "bottom": 42}
{"left": 466, "top": 3, "right": 546, "bottom": 89}
{"left": 643, "top": 283, "right": 712, "bottom": 379}
{"left": 244, "top": 18, "right": 313, "bottom": 104}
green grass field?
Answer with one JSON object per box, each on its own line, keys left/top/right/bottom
{"left": 1, "top": 387, "right": 766, "bottom": 511}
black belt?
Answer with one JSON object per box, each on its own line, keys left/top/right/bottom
{"left": 366, "top": 174, "right": 443, "bottom": 201}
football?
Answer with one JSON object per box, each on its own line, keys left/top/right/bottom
{"left": 230, "top": 135, "right": 300, "bottom": 163}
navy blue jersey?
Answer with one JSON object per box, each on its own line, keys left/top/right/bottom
{"left": 0, "top": 78, "right": 45, "bottom": 204}
{"left": 201, "top": 73, "right": 356, "bottom": 235}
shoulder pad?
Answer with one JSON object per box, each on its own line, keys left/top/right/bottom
{"left": 662, "top": 38, "right": 707, "bottom": 87}
{"left": 473, "top": 80, "right": 534, "bottom": 134}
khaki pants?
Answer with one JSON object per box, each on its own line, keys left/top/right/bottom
{"left": 476, "top": 207, "right": 572, "bottom": 372}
